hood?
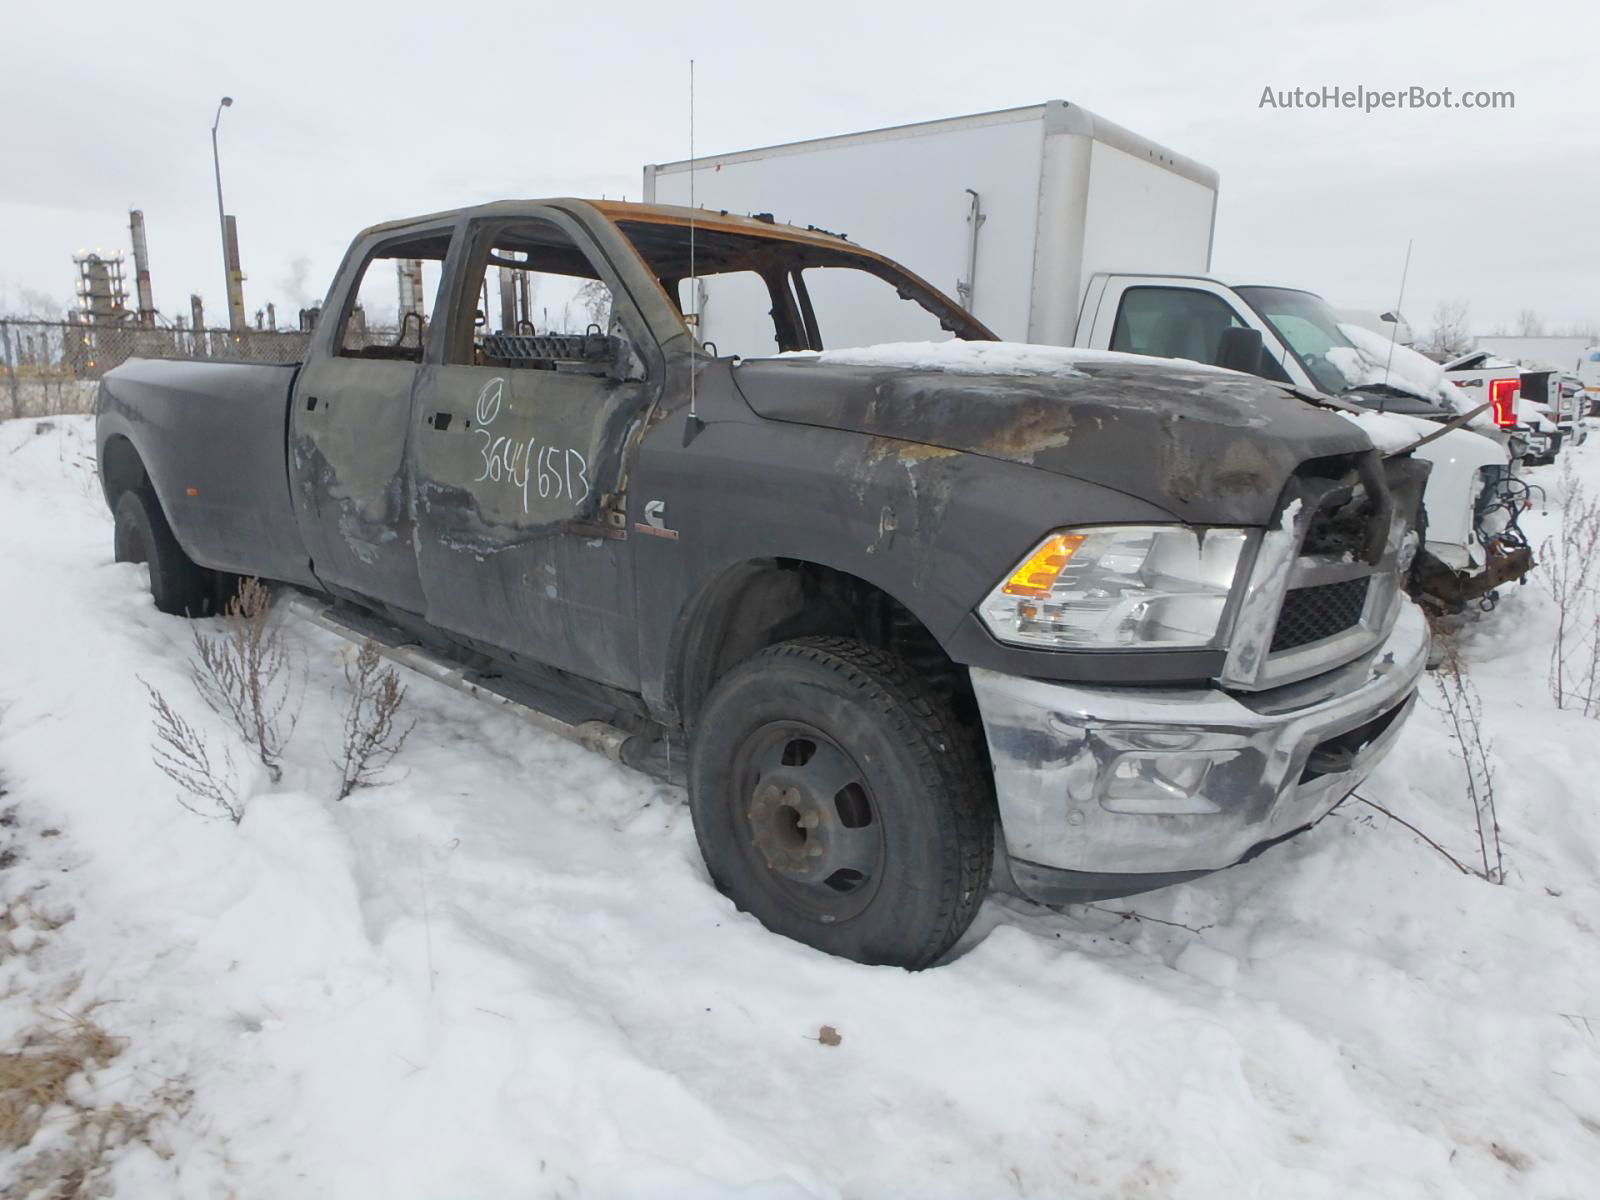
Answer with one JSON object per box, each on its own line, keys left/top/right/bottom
{"left": 1329, "top": 324, "right": 1498, "bottom": 428}
{"left": 732, "top": 353, "right": 1373, "bottom": 526}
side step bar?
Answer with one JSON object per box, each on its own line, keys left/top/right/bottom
{"left": 285, "top": 595, "right": 637, "bottom": 765}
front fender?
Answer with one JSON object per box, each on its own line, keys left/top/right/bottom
{"left": 629, "top": 389, "right": 1215, "bottom": 719}
{"left": 1407, "top": 424, "right": 1509, "bottom": 559}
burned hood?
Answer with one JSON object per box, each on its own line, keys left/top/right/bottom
{"left": 732, "top": 355, "right": 1374, "bottom": 526}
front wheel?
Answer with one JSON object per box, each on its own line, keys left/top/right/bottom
{"left": 688, "top": 637, "right": 992, "bottom": 969}
{"left": 113, "top": 489, "right": 220, "bottom": 616}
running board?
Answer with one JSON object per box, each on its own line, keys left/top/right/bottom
{"left": 284, "top": 595, "right": 635, "bottom": 765}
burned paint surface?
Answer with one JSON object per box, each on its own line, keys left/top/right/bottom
{"left": 733, "top": 357, "right": 1372, "bottom": 527}
{"left": 409, "top": 360, "right": 654, "bottom": 691}
{"left": 287, "top": 354, "right": 430, "bottom": 615}
{"left": 626, "top": 356, "right": 1232, "bottom": 718}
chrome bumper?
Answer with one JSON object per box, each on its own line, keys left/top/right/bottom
{"left": 971, "top": 601, "right": 1429, "bottom": 877}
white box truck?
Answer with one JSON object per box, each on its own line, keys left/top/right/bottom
{"left": 643, "top": 101, "right": 1533, "bottom": 608}
{"left": 644, "top": 100, "right": 1218, "bottom": 348}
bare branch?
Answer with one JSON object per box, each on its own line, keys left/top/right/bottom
{"left": 335, "top": 640, "right": 414, "bottom": 800}
{"left": 140, "top": 680, "right": 243, "bottom": 824}
{"left": 1084, "top": 903, "right": 1214, "bottom": 935}
{"left": 1425, "top": 299, "right": 1472, "bottom": 358}
{"left": 189, "top": 578, "right": 298, "bottom": 783}
{"left": 1350, "top": 792, "right": 1471, "bottom": 876}
{"left": 1428, "top": 627, "right": 1503, "bottom": 883}
{"left": 1538, "top": 465, "right": 1600, "bottom": 715}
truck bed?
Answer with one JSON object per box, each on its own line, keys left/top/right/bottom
{"left": 96, "top": 357, "right": 315, "bottom": 587}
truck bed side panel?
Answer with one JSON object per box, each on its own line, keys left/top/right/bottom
{"left": 97, "top": 358, "right": 316, "bottom": 587}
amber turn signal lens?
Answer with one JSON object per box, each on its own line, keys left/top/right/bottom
{"left": 1001, "top": 532, "right": 1086, "bottom": 598}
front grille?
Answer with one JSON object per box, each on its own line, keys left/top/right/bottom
{"left": 1271, "top": 577, "right": 1371, "bottom": 653}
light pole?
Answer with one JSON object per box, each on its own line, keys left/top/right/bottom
{"left": 210, "top": 96, "right": 246, "bottom": 332}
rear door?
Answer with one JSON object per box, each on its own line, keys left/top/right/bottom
{"left": 288, "top": 224, "right": 456, "bottom": 615}
{"left": 409, "top": 209, "right": 658, "bottom": 690}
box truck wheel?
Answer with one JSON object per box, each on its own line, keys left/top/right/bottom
{"left": 688, "top": 637, "right": 992, "bottom": 969}
{"left": 113, "top": 489, "right": 222, "bottom": 617}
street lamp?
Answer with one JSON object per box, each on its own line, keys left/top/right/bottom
{"left": 210, "top": 97, "right": 244, "bottom": 332}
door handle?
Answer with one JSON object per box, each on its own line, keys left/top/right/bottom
{"left": 429, "top": 411, "right": 454, "bottom": 431}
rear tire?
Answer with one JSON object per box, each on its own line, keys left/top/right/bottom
{"left": 688, "top": 637, "right": 992, "bottom": 969}
{"left": 113, "top": 489, "right": 218, "bottom": 616}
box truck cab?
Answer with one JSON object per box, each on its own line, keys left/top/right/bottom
{"left": 644, "top": 100, "right": 1530, "bottom": 607}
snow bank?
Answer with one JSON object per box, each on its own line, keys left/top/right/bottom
{"left": 773, "top": 339, "right": 1223, "bottom": 377}
{"left": 2, "top": 416, "right": 1598, "bottom": 1197}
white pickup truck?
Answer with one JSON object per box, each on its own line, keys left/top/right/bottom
{"left": 1071, "top": 276, "right": 1532, "bottom": 599}
{"left": 644, "top": 100, "right": 1532, "bottom": 609}
{"left": 1443, "top": 349, "right": 1585, "bottom": 466}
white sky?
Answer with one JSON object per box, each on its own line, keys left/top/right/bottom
{"left": 3, "top": 0, "right": 1595, "bottom": 338}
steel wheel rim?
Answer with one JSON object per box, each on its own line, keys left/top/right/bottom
{"left": 731, "top": 721, "right": 886, "bottom": 923}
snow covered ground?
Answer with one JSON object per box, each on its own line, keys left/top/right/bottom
{"left": 2, "top": 414, "right": 1598, "bottom": 1198}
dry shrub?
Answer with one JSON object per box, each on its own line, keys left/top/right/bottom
{"left": 336, "top": 639, "right": 414, "bottom": 800}
{"left": 1539, "top": 465, "right": 1600, "bottom": 715}
{"left": 1429, "top": 623, "right": 1504, "bottom": 883}
{"left": 0, "top": 1013, "right": 186, "bottom": 1198}
{"left": 1353, "top": 618, "right": 1503, "bottom": 883}
{"left": 142, "top": 680, "right": 243, "bottom": 824}
{"left": 0, "top": 1015, "right": 123, "bottom": 1150}
{"left": 191, "top": 577, "right": 298, "bottom": 782}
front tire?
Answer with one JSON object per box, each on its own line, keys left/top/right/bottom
{"left": 113, "top": 489, "right": 218, "bottom": 616}
{"left": 688, "top": 637, "right": 992, "bottom": 969}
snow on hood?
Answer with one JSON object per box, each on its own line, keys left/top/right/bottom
{"left": 1329, "top": 325, "right": 1499, "bottom": 433}
{"left": 773, "top": 340, "right": 1227, "bottom": 378}
{"left": 1334, "top": 408, "right": 1436, "bottom": 454}
{"left": 1328, "top": 324, "right": 1472, "bottom": 414}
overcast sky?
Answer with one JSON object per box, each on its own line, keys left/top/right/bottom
{"left": 3, "top": 0, "right": 1594, "bottom": 339}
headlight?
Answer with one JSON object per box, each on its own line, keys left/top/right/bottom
{"left": 978, "top": 526, "right": 1251, "bottom": 650}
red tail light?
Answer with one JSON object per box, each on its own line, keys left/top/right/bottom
{"left": 1490, "top": 377, "right": 1519, "bottom": 427}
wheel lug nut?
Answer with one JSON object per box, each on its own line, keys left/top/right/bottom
{"left": 807, "top": 844, "right": 823, "bottom": 857}
{"left": 797, "top": 812, "right": 819, "bottom": 830}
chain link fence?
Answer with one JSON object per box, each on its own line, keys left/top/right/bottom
{"left": 0, "top": 318, "right": 329, "bottom": 418}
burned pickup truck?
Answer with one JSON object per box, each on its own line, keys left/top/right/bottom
{"left": 97, "top": 200, "right": 1429, "bottom": 968}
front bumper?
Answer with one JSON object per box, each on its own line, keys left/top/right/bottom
{"left": 971, "top": 601, "right": 1429, "bottom": 892}
{"left": 1510, "top": 428, "right": 1560, "bottom": 464}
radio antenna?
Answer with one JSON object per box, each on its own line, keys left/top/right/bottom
{"left": 1380, "top": 237, "right": 1413, "bottom": 405}
{"left": 688, "top": 57, "right": 698, "bottom": 423}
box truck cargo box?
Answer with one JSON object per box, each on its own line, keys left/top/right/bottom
{"left": 644, "top": 100, "right": 1218, "bottom": 347}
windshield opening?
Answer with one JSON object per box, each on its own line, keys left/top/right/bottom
{"left": 616, "top": 218, "right": 993, "bottom": 358}
{"left": 1235, "top": 286, "right": 1359, "bottom": 395}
